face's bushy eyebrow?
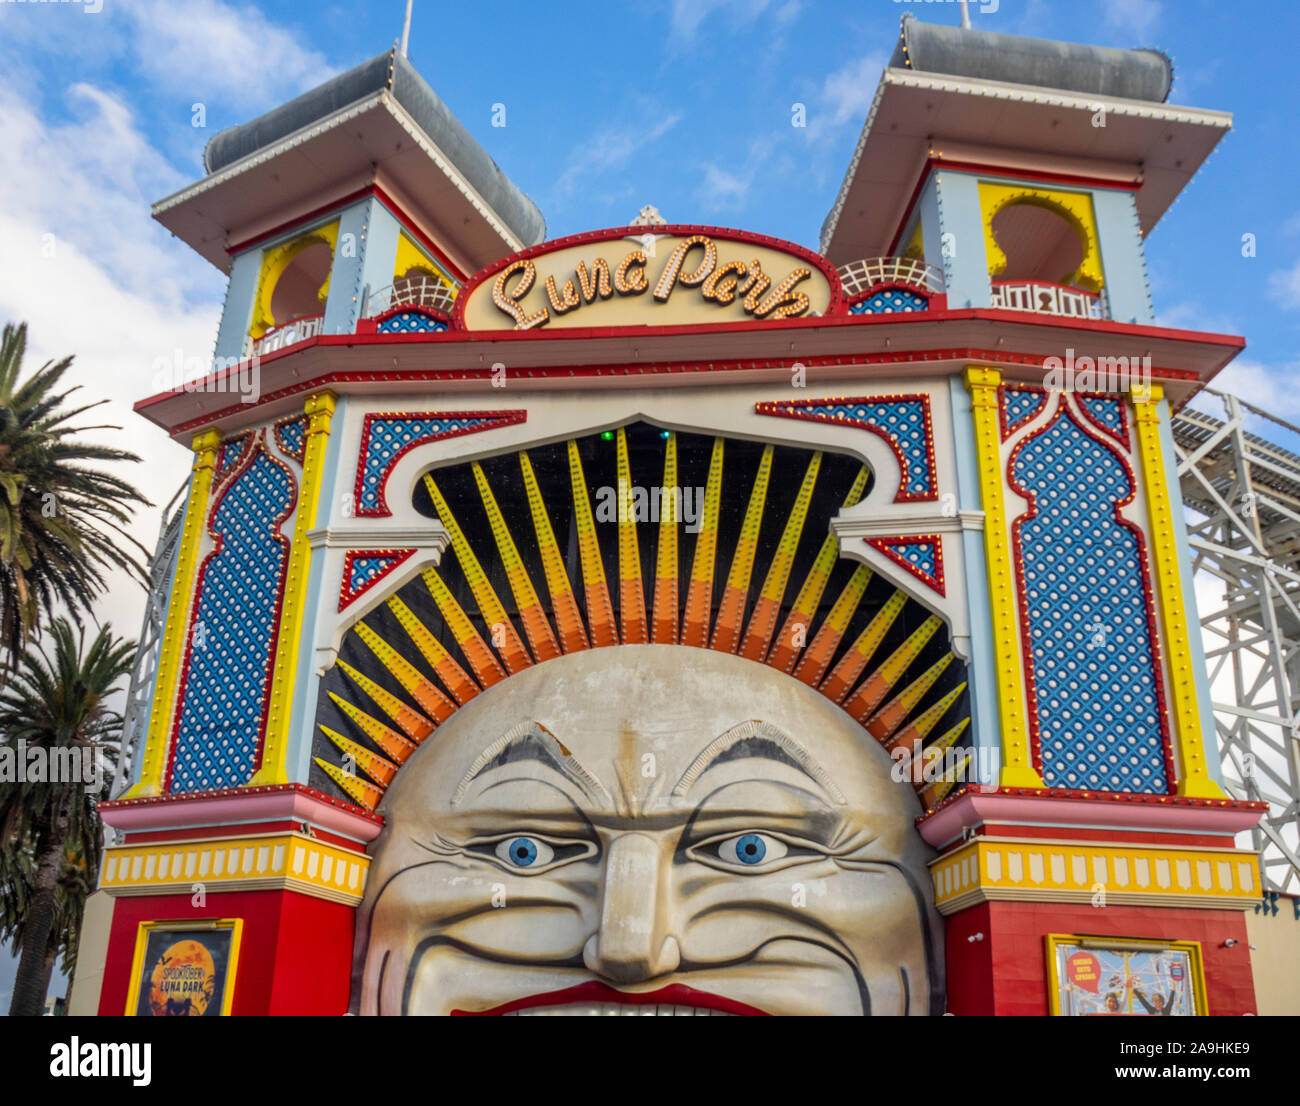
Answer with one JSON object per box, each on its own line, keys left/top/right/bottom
{"left": 451, "top": 721, "right": 610, "bottom": 807}
{"left": 671, "top": 720, "right": 847, "bottom": 804}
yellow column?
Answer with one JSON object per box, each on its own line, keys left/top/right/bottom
{"left": 124, "top": 428, "right": 221, "bottom": 798}
{"left": 250, "top": 391, "right": 337, "bottom": 786}
{"left": 1130, "top": 383, "right": 1225, "bottom": 798}
{"left": 965, "top": 367, "right": 1045, "bottom": 788}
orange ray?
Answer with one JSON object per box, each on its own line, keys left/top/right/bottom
{"left": 420, "top": 567, "right": 507, "bottom": 689}
{"left": 337, "top": 659, "right": 434, "bottom": 741}
{"left": 792, "top": 564, "right": 872, "bottom": 686}
{"left": 616, "top": 427, "right": 648, "bottom": 643}
{"left": 520, "top": 450, "right": 589, "bottom": 653}
{"left": 842, "top": 615, "right": 941, "bottom": 723}
{"left": 652, "top": 432, "right": 679, "bottom": 644}
{"left": 387, "top": 595, "right": 479, "bottom": 705}
{"left": 865, "top": 653, "right": 954, "bottom": 742}
{"left": 568, "top": 439, "right": 618, "bottom": 647}
{"left": 819, "top": 590, "right": 906, "bottom": 703}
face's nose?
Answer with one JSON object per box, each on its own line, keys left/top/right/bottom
{"left": 582, "top": 832, "right": 681, "bottom": 984}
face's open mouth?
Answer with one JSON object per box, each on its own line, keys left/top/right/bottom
{"left": 453, "top": 981, "right": 767, "bottom": 1016}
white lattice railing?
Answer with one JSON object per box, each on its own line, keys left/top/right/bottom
{"left": 990, "top": 281, "right": 1106, "bottom": 320}
{"left": 837, "top": 257, "right": 945, "bottom": 297}
{"left": 364, "top": 276, "right": 459, "bottom": 319}
{"left": 247, "top": 314, "right": 324, "bottom": 357}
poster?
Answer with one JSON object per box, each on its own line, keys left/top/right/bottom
{"left": 127, "top": 920, "right": 242, "bottom": 1016}
{"left": 1048, "top": 936, "right": 1202, "bottom": 1016}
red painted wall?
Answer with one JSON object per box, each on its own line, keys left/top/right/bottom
{"left": 943, "top": 902, "right": 1256, "bottom": 1016}
{"left": 99, "top": 890, "right": 355, "bottom": 1016}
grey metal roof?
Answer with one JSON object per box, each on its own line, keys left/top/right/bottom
{"left": 202, "top": 49, "right": 546, "bottom": 246}
{"left": 891, "top": 16, "right": 1173, "bottom": 102}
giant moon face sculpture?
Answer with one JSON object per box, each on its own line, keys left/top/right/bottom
{"left": 354, "top": 645, "right": 943, "bottom": 1015}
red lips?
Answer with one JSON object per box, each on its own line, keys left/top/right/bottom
{"left": 453, "top": 980, "right": 767, "bottom": 1016}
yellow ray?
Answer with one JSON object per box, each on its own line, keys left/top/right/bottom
{"left": 768, "top": 466, "right": 870, "bottom": 671}
{"left": 740, "top": 451, "right": 821, "bottom": 661}
{"left": 315, "top": 756, "right": 383, "bottom": 810}
{"left": 652, "top": 432, "right": 679, "bottom": 644}
{"left": 819, "top": 589, "right": 907, "bottom": 703}
{"left": 866, "top": 653, "right": 955, "bottom": 741}
{"left": 328, "top": 692, "right": 418, "bottom": 763}
{"left": 520, "top": 450, "right": 589, "bottom": 653}
{"left": 337, "top": 659, "right": 434, "bottom": 741}
{"left": 387, "top": 596, "right": 479, "bottom": 705}
{"left": 423, "top": 472, "right": 532, "bottom": 673}
{"left": 682, "top": 437, "right": 725, "bottom": 647}
{"left": 792, "top": 564, "right": 872, "bottom": 686}
{"left": 320, "top": 726, "right": 398, "bottom": 787}
{"left": 616, "top": 427, "right": 648, "bottom": 643}
{"left": 568, "top": 439, "right": 618, "bottom": 647}
{"left": 472, "top": 461, "right": 560, "bottom": 662}
{"left": 712, "top": 444, "right": 773, "bottom": 653}
{"left": 355, "top": 621, "right": 456, "bottom": 723}
{"left": 842, "top": 614, "right": 941, "bottom": 723}
{"left": 421, "top": 567, "right": 507, "bottom": 688}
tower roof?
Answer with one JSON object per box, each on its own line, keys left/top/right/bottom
{"left": 153, "top": 48, "right": 545, "bottom": 274}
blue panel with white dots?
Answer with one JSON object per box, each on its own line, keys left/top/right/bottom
{"left": 1077, "top": 395, "right": 1128, "bottom": 444}
{"left": 1011, "top": 411, "right": 1168, "bottom": 793}
{"left": 788, "top": 400, "right": 933, "bottom": 498}
{"left": 377, "top": 310, "right": 449, "bottom": 333}
{"left": 169, "top": 448, "right": 293, "bottom": 793}
{"left": 357, "top": 416, "right": 511, "bottom": 514}
{"left": 1002, "top": 388, "right": 1048, "bottom": 438}
{"left": 849, "top": 288, "right": 929, "bottom": 314}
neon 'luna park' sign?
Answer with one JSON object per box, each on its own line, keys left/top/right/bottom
{"left": 455, "top": 225, "right": 841, "bottom": 332}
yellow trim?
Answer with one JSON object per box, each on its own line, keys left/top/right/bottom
{"left": 965, "top": 367, "right": 1044, "bottom": 788}
{"left": 932, "top": 836, "right": 1258, "bottom": 915}
{"left": 124, "top": 917, "right": 244, "bottom": 1016}
{"left": 393, "top": 231, "right": 456, "bottom": 292}
{"left": 123, "top": 429, "right": 221, "bottom": 798}
{"left": 102, "top": 832, "right": 369, "bottom": 906}
{"left": 249, "top": 220, "right": 339, "bottom": 340}
{"left": 1045, "top": 934, "right": 1207, "bottom": 1017}
{"left": 1130, "top": 384, "right": 1225, "bottom": 798}
{"left": 250, "top": 392, "right": 337, "bottom": 786}
{"left": 978, "top": 182, "right": 1105, "bottom": 292}
{"left": 902, "top": 220, "right": 925, "bottom": 262}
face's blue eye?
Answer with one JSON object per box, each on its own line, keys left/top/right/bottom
{"left": 494, "top": 836, "right": 554, "bottom": 868}
{"left": 716, "top": 833, "right": 787, "bottom": 867}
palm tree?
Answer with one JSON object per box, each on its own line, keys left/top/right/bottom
{"left": 0, "top": 322, "right": 149, "bottom": 666}
{"left": 0, "top": 619, "right": 133, "bottom": 1016}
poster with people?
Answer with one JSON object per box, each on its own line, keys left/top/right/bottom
{"left": 1049, "top": 937, "right": 1201, "bottom": 1016}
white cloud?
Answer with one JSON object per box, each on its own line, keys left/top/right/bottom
{"left": 821, "top": 52, "right": 885, "bottom": 128}
{"left": 1101, "top": 0, "right": 1162, "bottom": 42}
{"left": 697, "top": 164, "right": 752, "bottom": 211}
{"left": 668, "top": 0, "right": 777, "bottom": 42}
{"left": 1267, "top": 258, "right": 1300, "bottom": 311}
{"left": 554, "top": 110, "right": 684, "bottom": 198}
{"left": 1204, "top": 359, "right": 1300, "bottom": 427}
{"left": 0, "top": 77, "right": 221, "bottom": 641}
{"left": 120, "top": 0, "right": 336, "bottom": 112}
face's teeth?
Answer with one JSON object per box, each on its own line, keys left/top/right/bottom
{"left": 503, "top": 1002, "right": 734, "bottom": 1016}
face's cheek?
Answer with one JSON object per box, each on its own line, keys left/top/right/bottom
{"left": 365, "top": 853, "right": 602, "bottom": 1015}
{"left": 676, "top": 860, "right": 931, "bottom": 1015}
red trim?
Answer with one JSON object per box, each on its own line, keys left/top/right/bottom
{"left": 450, "top": 223, "right": 846, "bottom": 329}
{"left": 163, "top": 434, "right": 297, "bottom": 791}
{"left": 99, "top": 782, "right": 384, "bottom": 821}
{"left": 1005, "top": 397, "right": 1177, "bottom": 792}
{"left": 121, "top": 821, "right": 365, "bottom": 852}
{"left": 144, "top": 345, "right": 1210, "bottom": 439}
{"left": 865, "top": 534, "right": 946, "bottom": 596}
{"left": 339, "top": 548, "right": 417, "bottom": 609}
{"left": 454, "top": 981, "right": 767, "bottom": 1017}
{"left": 961, "top": 823, "right": 1237, "bottom": 849}
{"left": 353, "top": 409, "right": 527, "bottom": 517}
{"left": 920, "top": 784, "right": 1265, "bottom": 822}
{"left": 226, "top": 184, "right": 468, "bottom": 282}
{"left": 755, "top": 394, "right": 938, "bottom": 503}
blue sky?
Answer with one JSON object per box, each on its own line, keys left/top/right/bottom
{"left": 0, "top": 0, "right": 1297, "bottom": 1004}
